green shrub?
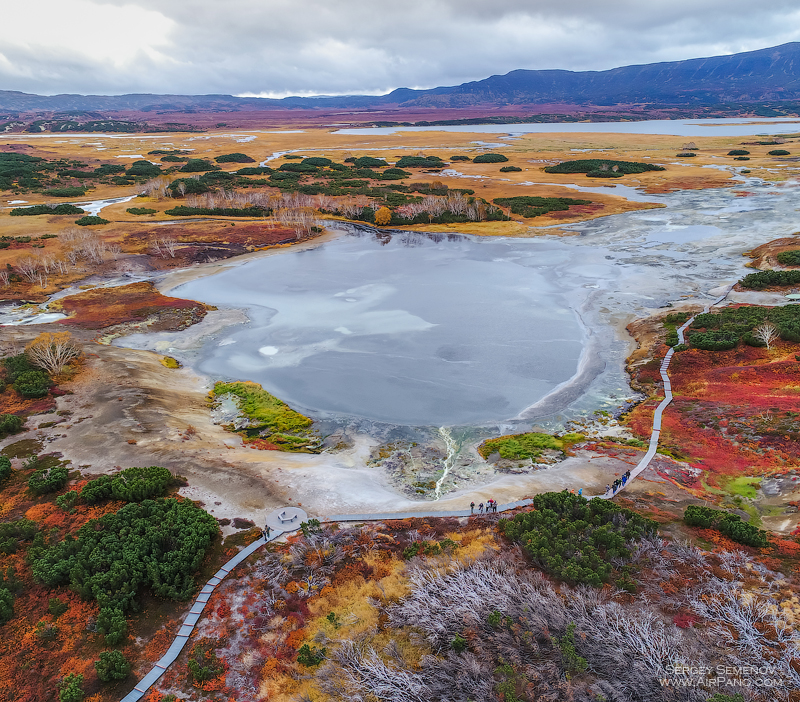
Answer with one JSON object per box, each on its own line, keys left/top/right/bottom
{"left": 494, "top": 195, "right": 591, "bottom": 218}
{"left": 48, "top": 597, "right": 68, "bottom": 617}
{"left": 683, "top": 506, "right": 768, "bottom": 547}
{"left": 111, "top": 465, "right": 172, "bottom": 501}
{"left": 451, "top": 633, "right": 468, "bottom": 652}
{"left": 94, "top": 164, "right": 126, "bottom": 176}
{"left": 734, "top": 157, "right": 750, "bottom": 161}
{"left": 353, "top": 157, "right": 387, "bottom": 168}
{"left": 676, "top": 152, "right": 697, "bottom": 157}
{"left": 395, "top": 155, "right": 445, "bottom": 168}
{"left": 31, "top": 498, "right": 219, "bottom": 612}
{"left": 58, "top": 673, "right": 84, "bottom": 702}
{"left": 55, "top": 490, "right": 78, "bottom": 511}
{"left": 97, "top": 607, "right": 127, "bottom": 645}
{"left": 236, "top": 166, "right": 272, "bottom": 175}
{"left": 0, "top": 455, "right": 11, "bottom": 482}
{"left": 473, "top": 153, "right": 508, "bottom": 163}
{"left": 740, "top": 269, "right": 800, "bottom": 289}
{"left": 74, "top": 216, "right": 109, "bottom": 226}
{"left": 499, "top": 165, "right": 522, "bottom": 172}
{"left": 727, "top": 150, "right": 750, "bottom": 156}
{"left": 164, "top": 205, "right": 270, "bottom": 217}
{"left": 0, "top": 588, "right": 13, "bottom": 625}
{"left": 553, "top": 623, "right": 588, "bottom": 675}
{"left": 13, "top": 369, "right": 51, "bottom": 397}
{"left": 768, "top": 149, "right": 790, "bottom": 156}
{"left": 215, "top": 153, "right": 255, "bottom": 163}
{"left": 28, "top": 464, "right": 68, "bottom": 494}
{"left": 80, "top": 474, "right": 112, "bottom": 504}
{"left": 126, "top": 207, "right": 157, "bottom": 215}
{"left": 499, "top": 491, "right": 657, "bottom": 587}
{"left": 45, "top": 187, "right": 87, "bottom": 197}
{"left": 279, "top": 162, "right": 318, "bottom": 173}
{"left": 126, "top": 160, "right": 162, "bottom": 177}
{"left": 776, "top": 250, "right": 800, "bottom": 266}
{"left": 95, "top": 650, "right": 130, "bottom": 682}
{"left": 188, "top": 642, "right": 224, "bottom": 681}
{"left": 10, "top": 203, "right": 86, "bottom": 216}
{"left": 544, "top": 159, "right": 665, "bottom": 175}
{"left": 0, "top": 518, "right": 38, "bottom": 554}
{"left": 0, "top": 415, "right": 23, "bottom": 439}
{"left": 684, "top": 504, "right": 719, "bottom": 528}
{"left": 301, "top": 157, "right": 334, "bottom": 167}
{"left": 297, "top": 643, "right": 326, "bottom": 666}
{"left": 450, "top": 155, "right": 471, "bottom": 161}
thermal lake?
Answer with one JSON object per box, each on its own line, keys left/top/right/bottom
{"left": 143, "top": 173, "right": 800, "bottom": 432}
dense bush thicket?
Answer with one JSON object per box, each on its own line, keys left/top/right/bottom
{"left": 676, "top": 152, "right": 697, "bottom": 157}
{"left": 741, "top": 269, "right": 800, "bottom": 289}
{"left": 544, "top": 159, "right": 665, "bottom": 177}
{"left": 352, "top": 157, "right": 387, "bottom": 168}
{"left": 499, "top": 491, "right": 657, "bottom": 586}
{"left": 126, "top": 207, "right": 156, "bottom": 215}
{"left": 31, "top": 498, "right": 219, "bottom": 613}
{"left": 688, "top": 303, "right": 800, "bottom": 349}
{"left": 215, "top": 153, "right": 255, "bottom": 163}
{"left": 2, "top": 354, "right": 51, "bottom": 397}
{"left": 683, "top": 505, "right": 768, "bottom": 547}
{"left": 0, "top": 518, "right": 38, "bottom": 555}
{"left": 179, "top": 159, "right": 220, "bottom": 173}
{"left": 499, "top": 165, "right": 522, "bottom": 172}
{"left": 478, "top": 431, "right": 583, "bottom": 460}
{"left": 395, "top": 155, "right": 445, "bottom": 168}
{"left": 449, "top": 155, "right": 471, "bottom": 161}
{"left": 44, "top": 187, "right": 86, "bottom": 197}
{"left": 94, "top": 164, "right": 126, "bottom": 175}
{"left": 164, "top": 205, "right": 271, "bottom": 217}
{"left": 727, "top": 150, "right": 750, "bottom": 156}
{"left": 777, "top": 249, "right": 800, "bottom": 266}
{"left": 0, "top": 455, "right": 11, "bottom": 482}
{"left": 28, "top": 464, "right": 69, "bottom": 495}
{"left": 494, "top": 195, "right": 591, "bottom": 218}
{"left": 10, "top": 204, "right": 85, "bottom": 216}
{"left": 473, "top": 153, "right": 508, "bottom": 163}
{"left": 95, "top": 650, "right": 130, "bottom": 682}
{"left": 0, "top": 415, "right": 23, "bottom": 439}
{"left": 74, "top": 216, "right": 109, "bottom": 226}
{"left": 769, "top": 149, "right": 791, "bottom": 156}
{"left": 126, "top": 160, "right": 162, "bottom": 178}
{"left": 301, "top": 157, "right": 333, "bottom": 167}
{"left": 81, "top": 465, "right": 174, "bottom": 503}
{"left": 160, "top": 155, "right": 188, "bottom": 162}
{"left": 236, "top": 166, "right": 272, "bottom": 176}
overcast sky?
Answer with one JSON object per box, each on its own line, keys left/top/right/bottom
{"left": 2, "top": 0, "right": 800, "bottom": 97}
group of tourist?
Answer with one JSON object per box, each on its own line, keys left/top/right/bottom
{"left": 470, "top": 499, "right": 498, "bottom": 514}
{"left": 606, "top": 470, "right": 632, "bottom": 495}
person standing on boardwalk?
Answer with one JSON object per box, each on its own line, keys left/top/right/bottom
{"left": 479, "top": 502, "right": 484, "bottom": 514}
{"left": 470, "top": 501, "right": 475, "bottom": 514}
{"left": 606, "top": 484, "right": 611, "bottom": 494}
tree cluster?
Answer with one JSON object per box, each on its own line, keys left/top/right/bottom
{"left": 473, "top": 153, "right": 508, "bottom": 163}
{"left": 499, "top": 491, "right": 657, "bottom": 587}
{"left": 494, "top": 195, "right": 591, "bottom": 218}
{"left": 683, "top": 506, "right": 768, "bottom": 547}
{"left": 544, "top": 159, "right": 665, "bottom": 176}
{"left": 80, "top": 465, "right": 175, "bottom": 503}
{"left": 689, "top": 303, "right": 800, "bottom": 348}
{"left": 215, "top": 153, "right": 255, "bottom": 163}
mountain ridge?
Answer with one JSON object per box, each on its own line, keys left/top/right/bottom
{"left": 3, "top": 42, "right": 800, "bottom": 114}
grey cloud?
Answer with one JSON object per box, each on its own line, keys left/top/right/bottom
{"left": 3, "top": 0, "right": 800, "bottom": 96}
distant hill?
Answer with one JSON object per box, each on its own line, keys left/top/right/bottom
{"left": 3, "top": 42, "right": 800, "bottom": 115}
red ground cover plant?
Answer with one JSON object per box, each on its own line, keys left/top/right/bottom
{"left": 626, "top": 339, "right": 800, "bottom": 481}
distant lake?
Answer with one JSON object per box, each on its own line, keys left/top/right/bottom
{"left": 336, "top": 117, "right": 800, "bottom": 138}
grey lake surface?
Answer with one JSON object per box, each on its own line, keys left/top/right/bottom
{"left": 156, "top": 172, "right": 800, "bottom": 431}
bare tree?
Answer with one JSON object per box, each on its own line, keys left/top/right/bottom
{"left": 15, "top": 255, "right": 40, "bottom": 283}
{"left": 25, "top": 331, "right": 81, "bottom": 375}
{"left": 754, "top": 321, "right": 779, "bottom": 349}
{"left": 0, "top": 270, "right": 9, "bottom": 287}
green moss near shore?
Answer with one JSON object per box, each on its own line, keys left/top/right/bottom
{"left": 212, "top": 381, "right": 317, "bottom": 452}
{"left": 478, "top": 431, "right": 584, "bottom": 460}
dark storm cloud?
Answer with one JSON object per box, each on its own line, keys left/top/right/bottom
{"left": 1, "top": 0, "right": 800, "bottom": 96}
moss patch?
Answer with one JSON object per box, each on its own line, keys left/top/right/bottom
{"left": 477, "top": 431, "right": 583, "bottom": 460}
